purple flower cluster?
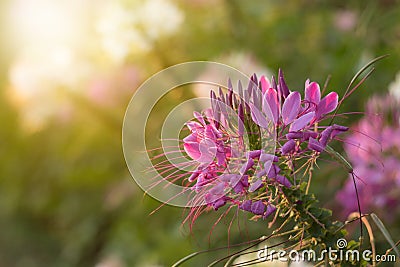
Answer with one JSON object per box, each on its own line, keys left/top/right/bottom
{"left": 249, "top": 72, "right": 348, "bottom": 155}
{"left": 336, "top": 94, "right": 400, "bottom": 221}
{"left": 182, "top": 70, "right": 347, "bottom": 218}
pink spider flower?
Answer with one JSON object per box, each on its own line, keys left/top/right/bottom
{"left": 250, "top": 70, "right": 346, "bottom": 156}
{"left": 336, "top": 94, "right": 400, "bottom": 221}
{"left": 177, "top": 70, "right": 347, "bottom": 219}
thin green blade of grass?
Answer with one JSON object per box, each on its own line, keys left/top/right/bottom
{"left": 370, "top": 213, "right": 400, "bottom": 259}
{"left": 171, "top": 251, "right": 201, "bottom": 267}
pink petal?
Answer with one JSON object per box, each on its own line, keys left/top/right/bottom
{"left": 249, "top": 179, "right": 263, "bottom": 192}
{"left": 286, "top": 132, "right": 303, "bottom": 139}
{"left": 319, "top": 126, "right": 334, "bottom": 146}
{"left": 260, "top": 75, "right": 270, "bottom": 93}
{"left": 240, "top": 200, "right": 252, "bottom": 212}
{"left": 219, "top": 174, "right": 234, "bottom": 183}
{"left": 251, "top": 200, "right": 265, "bottom": 214}
{"left": 246, "top": 150, "right": 261, "bottom": 159}
{"left": 238, "top": 117, "right": 245, "bottom": 136}
{"left": 240, "top": 158, "right": 254, "bottom": 175}
{"left": 267, "top": 164, "right": 280, "bottom": 178}
{"left": 303, "top": 131, "right": 318, "bottom": 140}
{"left": 250, "top": 103, "right": 271, "bottom": 128}
{"left": 216, "top": 151, "right": 226, "bottom": 166}
{"left": 331, "top": 124, "right": 349, "bottom": 139}
{"left": 204, "top": 125, "right": 216, "bottom": 140}
{"left": 289, "top": 111, "right": 315, "bottom": 132}
{"left": 205, "top": 183, "right": 226, "bottom": 203}
{"left": 263, "top": 88, "right": 279, "bottom": 123}
{"left": 263, "top": 204, "right": 276, "bottom": 218}
{"left": 184, "top": 139, "right": 216, "bottom": 163}
{"left": 259, "top": 153, "right": 278, "bottom": 162}
{"left": 228, "top": 174, "right": 242, "bottom": 187}
{"left": 281, "top": 91, "right": 301, "bottom": 125}
{"left": 198, "top": 142, "right": 217, "bottom": 163}
{"left": 186, "top": 121, "right": 202, "bottom": 131}
{"left": 193, "top": 111, "right": 206, "bottom": 125}
{"left": 209, "top": 182, "right": 225, "bottom": 196}
{"left": 184, "top": 142, "right": 201, "bottom": 160}
{"left": 305, "top": 79, "right": 310, "bottom": 89}
{"left": 305, "top": 82, "right": 321, "bottom": 107}
{"left": 281, "top": 139, "right": 296, "bottom": 155}
{"left": 316, "top": 92, "right": 338, "bottom": 119}
{"left": 275, "top": 175, "right": 292, "bottom": 188}
{"left": 278, "top": 69, "right": 290, "bottom": 97}
{"left": 183, "top": 133, "right": 198, "bottom": 143}
{"left": 238, "top": 104, "right": 245, "bottom": 136}
{"left": 212, "top": 197, "right": 227, "bottom": 210}
{"left": 188, "top": 171, "right": 200, "bottom": 182}
{"left": 308, "top": 137, "right": 325, "bottom": 152}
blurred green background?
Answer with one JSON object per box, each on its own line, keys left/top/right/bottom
{"left": 1, "top": 0, "right": 399, "bottom": 266}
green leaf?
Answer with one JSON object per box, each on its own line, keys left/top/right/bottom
{"left": 370, "top": 213, "right": 400, "bottom": 258}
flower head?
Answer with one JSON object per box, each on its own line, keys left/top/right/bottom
{"left": 176, "top": 70, "right": 347, "bottom": 218}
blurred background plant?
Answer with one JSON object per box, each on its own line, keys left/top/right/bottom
{"left": 336, "top": 89, "right": 400, "bottom": 226}
{"left": 0, "top": 0, "right": 400, "bottom": 266}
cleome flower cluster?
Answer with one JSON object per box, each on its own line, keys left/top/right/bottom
{"left": 336, "top": 94, "right": 400, "bottom": 221}
{"left": 180, "top": 70, "right": 348, "bottom": 219}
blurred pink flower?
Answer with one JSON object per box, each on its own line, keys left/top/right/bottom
{"left": 333, "top": 10, "right": 357, "bottom": 32}
{"left": 87, "top": 66, "right": 140, "bottom": 106}
{"left": 336, "top": 94, "right": 400, "bottom": 221}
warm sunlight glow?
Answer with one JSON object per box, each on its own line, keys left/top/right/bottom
{"left": 5, "top": 0, "right": 184, "bottom": 130}
{"left": 6, "top": 0, "right": 89, "bottom": 130}
{"left": 8, "top": 0, "right": 81, "bottom": 49}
